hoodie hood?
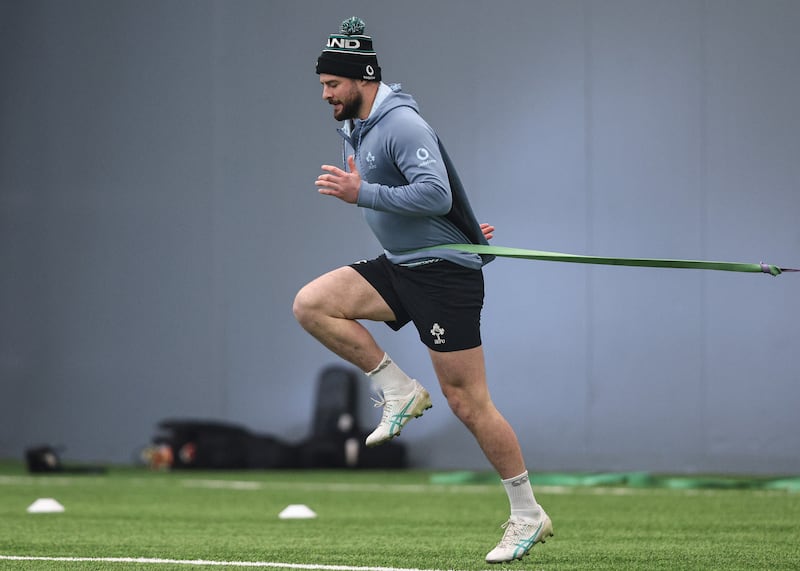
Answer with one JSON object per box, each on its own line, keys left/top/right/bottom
{"left": 339, "top": 83, "right": 418, "bottom": 147}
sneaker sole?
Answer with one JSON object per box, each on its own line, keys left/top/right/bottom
{"left": 365, "top": 389, "right": 432, "bottom": 447}
{"left": 486, "top": 515, "right": 554, "bottom": 564}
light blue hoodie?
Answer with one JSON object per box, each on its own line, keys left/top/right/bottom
{"left": 338, "top": 83, "right": 492, "bottom": 269}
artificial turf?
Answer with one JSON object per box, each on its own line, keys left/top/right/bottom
{"left": 1, "top": 461, "right": 798, "bottom": 570}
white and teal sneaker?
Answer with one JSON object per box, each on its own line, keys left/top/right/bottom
{"left": 365, "top": 381, "right": 432, "bottom": 447}
{"left": 485, "top": 512, "right": 554, "bottom": 564}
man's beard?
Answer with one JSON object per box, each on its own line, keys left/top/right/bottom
{"left": 333, "top": 89, "right": 363, "bottom": 121}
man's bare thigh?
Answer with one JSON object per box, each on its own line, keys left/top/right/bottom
{"left": 303, "top": 266, "right": 396, "bottom": 322}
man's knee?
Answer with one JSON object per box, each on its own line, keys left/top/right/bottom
{"left": 292, "top": 282, "right": 321, "bottom": 327}
{"left": 441, "top": 385, "right": 488, "bottom": 428}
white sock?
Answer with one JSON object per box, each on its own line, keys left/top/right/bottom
{"left": 502, "top": 470, "right": 541, "bottom": 521}
{"left": 366, "top": 353, "right": 415, "bottom": 399}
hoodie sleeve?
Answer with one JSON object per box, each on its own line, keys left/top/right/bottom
{"left": 356, "top": 109, "right": 452, "bottom": 216}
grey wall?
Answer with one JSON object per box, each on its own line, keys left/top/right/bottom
{"left": 1, "top": 0, "right": 798, "bottom": 474}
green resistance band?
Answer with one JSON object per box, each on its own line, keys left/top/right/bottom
{"left": 412, "top": 244, "right": 798, "bottom": 277}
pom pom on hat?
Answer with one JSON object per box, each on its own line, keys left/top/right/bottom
{"left": 340, "top": 16, "right": 366, "bottom": 36}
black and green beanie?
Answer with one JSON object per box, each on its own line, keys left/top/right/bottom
{"left": 316, "top": 17, "right": 381, "bottom": 81}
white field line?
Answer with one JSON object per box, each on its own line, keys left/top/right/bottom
{"left": 178, "top": 479, "right": 757, "bottom": 497}
{"left": 0, "top": 475, "right": 105, "bottom": 486}
{"left": 181, "top": 479, "right": 500, "bottom": 494}
{"left": 0, "top": 555, "right": 481, "bottom": 571}
{"left": 0, "top": 472, "right": 611, "bottom": 496}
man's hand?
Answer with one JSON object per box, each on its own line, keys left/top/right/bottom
{"left": 316, "top": 155, "right": 361, "bottom": 204}
{"left": 480, "top": 223, "right": 495, "bottom": 241}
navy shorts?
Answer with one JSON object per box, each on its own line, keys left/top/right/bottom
{"left": 349, "top": 255, "right": 484, "bottom": 352}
